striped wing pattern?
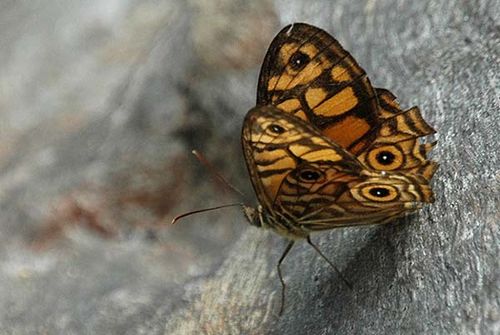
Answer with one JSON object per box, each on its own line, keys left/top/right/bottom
{"left": 242, "top": 106, "right": 434, "bottom": 238}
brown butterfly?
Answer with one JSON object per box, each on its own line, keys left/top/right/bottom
{"left": 174, "top": 23, "right": 437, "bottom": 315}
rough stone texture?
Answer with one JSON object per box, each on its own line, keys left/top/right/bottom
{"left": 0, "top": 0, "right": 498, "bottom": 334}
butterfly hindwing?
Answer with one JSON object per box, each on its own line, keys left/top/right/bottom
{"left": 242, "top": 107, "right": 433, "bottom": 231}
{"left": 357, "top": 89, "right": 438, "bottom": 181}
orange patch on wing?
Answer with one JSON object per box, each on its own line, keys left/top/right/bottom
{"left": 350, "top": 139, "right": 369, "bottom": 154}
{"left": 262, "top": 172, "right": 290, "bottom": 201}
{"left": 288, "top": 143, "right": 313, "bottom": 156}
{"left": 314, "top": 87, "right": 358, "bottom": 117}
{"left": 299, "top": 43, "right": 320, "bottom": 58}
{"left": 251, "top": 134, "right": 275, "bottom": 144}
{"left": 305, "top": 88, "right": 327, "bottom": 108}
{"left": 267, "top": 76, "right": 279, "bottom": 91}
{"left": 301, "top": 149, "right": 342, "bottom": 162}
{"left": 268, "top": 73, "right": 296, "bottom": 91}
{"left": 277, "top": 99, "right": 301, "bottom": 112}
{"left": 379, "top": 107, "right": 397, "bottom": 119}
{"left": 331, "top": 65, "right": 351, "bottom": 82}
{"left": 293, "top": 110, "right": 308, "bottom": 121}
{"left": 322, "top": 116, "right": 370, "bottom": 148}
{"left": 286, "top": 63, "right": 324, "bottom": 88}
{"left": 278, "top": 43, "right": 299, "bottom": 66}
{"left": 379, "top": 125, "right": 393, "bottom": 137}
{"left": 257, "top": 155, "right": 296, "bottom": 172}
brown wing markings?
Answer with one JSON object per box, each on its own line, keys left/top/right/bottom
{"left": 269, "top": 28, "right": 326, "bottom": 87}
{"left": 276, "top": 98, "right": 302, "bottom": 112}
{"left": 299, "top": 73, "right": 379, "bottom": 125}
{"left": 356, "top": 101, "right": 437, "bottom": 180}
{"left": 399, "top": 107, "right": 436, "bottom": 136}
{"left": 254, "top": 152, "right": 294, "bottom": 167}
{"left": 275, "top": 167, "right": 434, "bottom": 228}
{"left": 330, "top": 64, "right": 353, "bottom": 82}
{"left": 259, "top": 129, "right": 339, "bottom": 206}
{"left": 279, "top": 50, "right": 351, "bottom": 98}
{"left": 409, "top": 161, "right": 438, "bottom": 181}
{"left": 269, "top": 41, "right": 350, "bottom": 105}
{"left": 268, "top": 24, "right": 355, "bottom": 97}
{"left": 271, "top": 68, "right": 362, "bottom": 114}
{"left": 277, "top": 173, "right": 319, "bottom": 216}
{"left": 259, "top": 25, "right": 324, "bottom": 103}
{"left": 292, "top": 176, "right": 354, "bottom": 218}
{"left": 268, "top": 42, "right": 323, "bottom": 92}
{"left": 285, "top": 73, "right": 378, "bottom": 136}
{"left": 296, "top": 69, "right": 372, "bottom": 119}
{"left": 260, "top": 23, "right": 373, "bottom": 122}
{"left": 375, "top": 88, "right": 401, "bottom": 118}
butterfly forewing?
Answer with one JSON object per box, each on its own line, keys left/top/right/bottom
{"left": 257, "top": 23, "right": 381, "bottom": 154}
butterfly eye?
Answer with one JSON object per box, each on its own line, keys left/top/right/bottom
{"left": 375, "top": 151, "right": 396, "bottom": 165}
{"left": 289, "top": 51, "right": 310, "bottom": 70}
{"left": 298, "top": 169, "right": 322, "bottom": 182}
{"left": 268, "top": 124, "right": 285, "bottom": 134}
{"left": 368, "top": 187, "right": 390, "bottom": 198}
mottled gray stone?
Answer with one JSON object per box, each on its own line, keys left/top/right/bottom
{"left": 0, "top": 0, "right": 498, "bottom": 334}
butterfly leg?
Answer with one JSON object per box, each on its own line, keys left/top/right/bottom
{"left": 306, "top": 236, "right": 353, "bottom": 289}
{"left": 277, "top": 240, "right": 295, "bottom": 316}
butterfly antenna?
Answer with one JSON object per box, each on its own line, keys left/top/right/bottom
{"left": 171, "top": 203, "right": 243, "bottom": 224}
{"left": 191, "top": 149, "right": 245, "bottom": 197}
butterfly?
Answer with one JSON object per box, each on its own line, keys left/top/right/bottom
{"left": 174, "top": 22, "right": 437, "bottom": 315}
{"left": 241, "top": 22, "right": 437, "bottom": 313}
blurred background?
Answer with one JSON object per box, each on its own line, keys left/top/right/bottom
{"left": 0, "top": 1, "right": 498, "bottom": 334}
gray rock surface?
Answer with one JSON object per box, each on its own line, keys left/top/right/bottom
{"left": 0, "top": 0, "right": 498, "bottom": 334}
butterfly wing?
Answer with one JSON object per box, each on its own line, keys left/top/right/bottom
{"left": 242, "top": 105, "right": 361, "bottom": 216}
{"left": 242, "top": 107, "right": 433, "bottom": 235}
{"left": 357, "top": 89, "right": 438, "bottom": 181}
{"left": 257, "top": 23, "right": 437, "bottom": 181}
{"left": 257, "top": 23, "right": 380, "bottom": 154}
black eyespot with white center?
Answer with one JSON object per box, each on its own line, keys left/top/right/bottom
{"left": 376, "top": 151, "right": 396, "bottom": 165}
{"left": 268, "top": 124, "right": 285, "bottom": 134}
{"left": 369, "top": 187, "right": 391, "bottom": 198}
{"left": 289, "top": 51, "right": 310, "bottom": 71}
{"left": 298, "top": 169, "right": 323, "bottom": 183}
